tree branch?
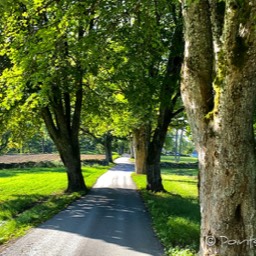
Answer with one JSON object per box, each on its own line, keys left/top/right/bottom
{"left": 171, "top": 107, "right": 184, "bottom": 118}
{"left": 64, "top": 92, "right": 71, "bottom": 129}
{"left": 41, "top": 106, "right": 59, "bottom": 142}
{"left": 80, "top": 128, "right": 103, "bottom": 144}
{"left": 72, "top": 86, "right": 83, "bottom": 139}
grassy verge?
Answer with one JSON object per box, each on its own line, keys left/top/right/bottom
{"left": 132, "top": 168, "right": 200, "bottom": 256}
{"left": 0, "top": 165, "right": 109, "bottom": 245}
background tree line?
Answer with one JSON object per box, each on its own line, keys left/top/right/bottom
{"left": 0, "top": 0, "right": 184, "bottom": 192}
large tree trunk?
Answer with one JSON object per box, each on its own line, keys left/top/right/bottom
{"left": 41, "top": 87, "right": 87, "bottom": 193}
{"left": 146, "top": 128, "right": 165, "bottom": 192}
{"left": 181, "top": 1, "right": 256, "bottom": 255}
{"left": 133, "top": 126, "right": 150, "bottom": 174}
{"left": 57, "top": 137, "right": 86, "bottom": 193}
{"left": 146, "top": 105, "right": 183, "bottom": 192}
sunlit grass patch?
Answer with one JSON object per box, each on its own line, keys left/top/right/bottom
{"left": 132, "top": 168, "right": 200, "bottom": 256}
{"left": 161, "top": 156, "right": 198, "bottom": 163}
{"left": 0, "top": 165, "right": 109, "bottom": 245}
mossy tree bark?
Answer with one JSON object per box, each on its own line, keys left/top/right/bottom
{"left": 181, "top": 1, "right": 256, "bottom": 255}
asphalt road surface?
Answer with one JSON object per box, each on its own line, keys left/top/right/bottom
{"left": 0, "top": 157, "right": 164, "bottom": 256}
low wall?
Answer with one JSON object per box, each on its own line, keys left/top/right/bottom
{"left": 0, "top": 159, "right": 108, "bottom": 170}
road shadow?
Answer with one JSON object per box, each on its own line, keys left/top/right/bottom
{"left": 38, "top": 187, "right": 163, "bottom": 256}
{"left": 110, "top": 163, "right": 135, "bottom": 172}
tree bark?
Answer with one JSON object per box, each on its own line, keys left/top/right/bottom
{"left": 41, "top": 87, "right": 87, "bottom": 193}
{"left": 181, "top": 1, "right": 256, "bottom": 255}
{"left": 57, "top": 137, "right": 86, "bottom": 193}
{"left": 146, "top": 105, "right": 183, "bottom": 191}
{"left": 133, "top": 126, "right": 150, "bottom": 174}
{"left": 146, "top": 126, "right": 165, "bottom": 192}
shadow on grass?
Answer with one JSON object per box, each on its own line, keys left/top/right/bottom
{"left": 141, "top": 189, "right": 200, "bottom": 252}
{"left": 0, "top": 193, "right": 82, "bottom": 245}
{"left": 0, "top": 194, "right": 50, "bottom": 220}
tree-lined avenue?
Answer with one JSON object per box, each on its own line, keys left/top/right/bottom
{"left": 0, "top": 157, "right": 164, "bottom": 256}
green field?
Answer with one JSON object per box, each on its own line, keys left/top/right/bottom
{"left": 0, "top": 165, "right": 109, "bottom": 245}
{"left": 161, "top": 155, "right": 198, "bottom": 163}
{"left": 132, "top": 167, "right": 200, "bottom": 256}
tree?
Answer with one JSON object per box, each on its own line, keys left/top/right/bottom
{"left": 0, "top": 0, "right": 107, "bottom": 192}
{"left": 142, "top": 2, "right": 184, "bottom": 191}
{"left": 100, "top": 0, "right": 184, "bottom": 191}
{"left": 81, "top": 129, "right": 114, "bottom": 164}
{"left": 81, "top": 81, "right": 134, "bottom": 164}
{"left": 181, "top": 1, "right": 256, "bottom": 255}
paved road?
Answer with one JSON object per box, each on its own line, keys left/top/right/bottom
{"left": 0, "top": 157, "right": 164, "bottom": 256}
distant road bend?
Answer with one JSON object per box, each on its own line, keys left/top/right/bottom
{"left": 0, "top": 157, "right": 164, "bottom": 256}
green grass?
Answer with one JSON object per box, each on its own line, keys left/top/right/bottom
{"left": 112, "top": 153, "right": 121, "bottom": 160}
{"left": 161, "top": 156, "right": 198, "bottom": 163}
{"left": 0, "top": 165, "right": 109, "bottom": 245}
{"left": 132, "top": 168, "right": 200, "bottom": 256}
